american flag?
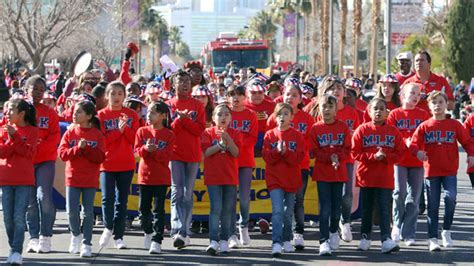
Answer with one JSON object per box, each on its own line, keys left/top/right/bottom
{"left": 252, "top": 72, "right": 269, "bottom": 82}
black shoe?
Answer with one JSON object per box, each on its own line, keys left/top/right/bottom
{"left": 190, "top": 221, "right": 201, "bottom": 234}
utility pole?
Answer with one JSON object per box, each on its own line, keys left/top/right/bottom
{"left": 328, "top": 0, "right": 334, "bottom": 74}
{"left": 385, "top": 0, "right": 392, "bottom": 74}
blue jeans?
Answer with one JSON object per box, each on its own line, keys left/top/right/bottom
{"left": 27, "top": 161, "right": 56, "bottom": 238}
{"left": 100, "top": 170, "right": 134, "bottom": 240}
{"left": 139, "top": 185, "right": 168, "bottom": 244}
{"left": 270, "top": 189, "right": 295, "bottom": 244}
{"left": 294, "top": 169, "right": 309, "bottom": 234}
{"left": 393, "top": 166, "right": 424, "bottom": 240}
{"left": 317, "top": 181, "right": 343, "bottom": 243}
{"left": 66, "top": 187, "right": 96, "bottom": 246}
{"left": 2, "top": 186, "right": 32, "bottom": 254}
{"left": 341, "top": 163, "right": 354, "bottom": 224}
{"left": 170, "top": 161, "right": 199, "bottom": 237}
{"left": 207, "top": 185, "right": 237, "bottom": 242}
{"left": 425, "top": 176, "right": 457, "bottom": 239}
{"left": 360, "top": 187, "right": 393, "bottom": 242}
{"left": 231, "top": 167, "right": 252, "bottom": 235}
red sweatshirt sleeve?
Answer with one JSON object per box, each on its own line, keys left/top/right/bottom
{"left": 409, "top": 124, "right": 425, "bottom": 155}
{"left": 456, "top": 121, "right": 474, "bottom": 156}
{"left": 336, "top": 126, "right": 352, "bottom": 162}
{"left": 0, "top": 135, "right": 15, "bottom": 158}
{"left": 12, "top": 129, "right": 38, "bottom": 159}
{"left": 180, "top": 104, "right": 206, "bottom": 137}
{"left": 281, "top": 131, "right": 305, "bottom": 166}
{"left": 262, "top": 132, "right": 282, "bottom": 165}
{"left": 153, "top": 132, "right": 175, "bottom": 163}
{"left": 351, "top": 127, "right": 375, "bottom": 162}
{"left": 58, "top": 131, "right": 82, "bottom": 161}
{"left": 134, "top": 129, "right": 152, "bottom": 159}
{"left": 83, "top": 132, "right": 106, "bottom": 164}
{"left": 123, "top": 111, "right": 140, "bottom": 145}
{"left": 120, "top": 60, "right": 131, "bottom": 85}
{"left": 381, "top": 128, "right": 405, "bottom": 164}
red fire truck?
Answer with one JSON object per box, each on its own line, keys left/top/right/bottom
{"left": 201, "top": 32, "right": 271, "bottom": 74}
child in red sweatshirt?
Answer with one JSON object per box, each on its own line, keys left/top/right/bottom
{"left": 309, "top": 95, "right": 351, "bottom": 256}
{"left": 410, "top": 91, "right": 474, "bottom": 251}
{"left": 352, "top": 97, "right": 405, "bottom": 254}
{"left": 267, "top": 84, "right": 314, "bottom": 249}
{"left": 201, "top": 103, "right": 242, "bottom": 255}
{"left": 97, "top": 81, "right": 140, "bottom": 250}
{"left": 463, "top": 113, "right": 474, "bottom": 189}
{"left": 58, "top": 101, "right": 105, "bottom": 258}
{"left": 386, "top": 83, "right": 430, "bottom": 246}
{"left": 227, "top": 85, "right": 258, "bottom": 247}
{"left": 263, "top": 103, "right": 304, "bottom": 257}
{"left": 1, "top": 99, "right": 38, "bottom": 264}
{"left": 135, "top": 101, "right": 175, "bottom": 254}
{"left": 24, "top": 75, "right": 60, "bottom": 254}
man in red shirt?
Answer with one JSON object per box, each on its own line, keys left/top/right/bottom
{"left": 395, "top": 52, "right": 415, "bottom": 85}
{"left": 402, "top": 50, "right": 454, "bottom": 112}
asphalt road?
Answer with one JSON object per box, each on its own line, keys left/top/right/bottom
{"left": 1, "top": 152, "right": 473, "bottom": 265}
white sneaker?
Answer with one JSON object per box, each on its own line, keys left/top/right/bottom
{"left": 69, "top": 234, "right": 82, "bottom": 254}
{"left": 26, "top": 239, "right": 39, "bottom": 253}
{"left": 329, "top": 232, "right": 340, "bottom": 250}
{"left": 381, "top": 238, "right": 400, "bottom": 253}
{"left": 309, "top": 220, "right": 318, "bottom": 227}
{"left": 219, "top": 240, "right": 230, "bottom": 253}
{"left": 114, "top": 239, "right": 127, "bottom": 249}
{"left": 358, "top": 238, "right": 371, "bottom": 251}
{"left": 36, "top": 235, "right": 52, "bottom": 253}
{"left": 405, "top": 239, "right": 416, "bottom": 246}
{"left": 184, "top": 236, "right": 191, "bottom": 247}
{"left": 319, "top": 241, "right": 332, "bottom": 256}
{"left": 340, "top": 222, "right": 353, "bottom": 242}
{"left": 144, "top": 233, "right": 153, "bottom": 250}
{"left": 282, "top": 241, "right": 295, "bottom": 253}
{"left": 239, "top": 227, "right": 251, "bottom": 246}
{"left": 228, "top": 235, "right": 240, "bottom": 249}
{"left": 206, "top": 240, "right": 219, "bottom": 256}
{"left": 391, "top": 226, "right": 401, "bottom": 242}
{"left": 99, "top": 228, "right": 113, "bottom": 248}
{"left": 441, "top": 230, "right": 453, "bottom": 247}
{"left": 5, "top": 250, "right": 12, "bottom": 263}
{"left": 149, "top": 241, "right": 162, "bottom": 254}
{"left": 272, "top": 243, "right": 282, "bottom": 257}
{"left": 293, "top": 233, "right": 305, "bottom": 250}
{"left": 9, "top": 252, "right": 22, "bottom": 265}
{"left": 80, "top": 244, "right": 92, "bottom": 258}
{"left": 172, "top": 234, "right": 185, "bottom": 249}
{"left": 428, "top": 238, "right": 441, "bottom": 251}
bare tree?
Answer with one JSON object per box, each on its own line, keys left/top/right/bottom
{"left": 352, "top": 0, "right": 362, "bottom": 77}
{"left": 369, "top": 0, "right": 380, "bottom": 78}
{"left": 0, "top": 0, "right": 106, "bottom": 74}
{"left": 338, "top": 0, "right": 347, "bottom": 75}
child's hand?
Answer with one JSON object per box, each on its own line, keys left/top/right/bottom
{"left": 118, "top": 113, "right": 129, "bottom": 133}
{"left": 416, "top": 150, "right": 428, "bottom": 161}
{"left": 220, "top": 131, "right": 231, "bottom": 144}
{"left": 374, "top": 147, "right": 386, "bottom": 161}
{"left": 145, "top": 139, "right": 157, "bottom": 152}
{"left": 78, "top": 138, "right": 87, "bottom": 149}
{"left": 279, "top": 140, "right": 287, "bottom": 155}
{"left": 405, "top": 137, "right": 412, "bottom": 147}
{"left": 4, "top": 124, "right": 16, "bottom": 138}
{"left": 468, "top": 156, "right": 474, "bottom": 168}
{"left": 176, "top": 109, "right": 190, "bottom": 120}
{"left": 330, "top": 153, "right": 339, "bottom": 169}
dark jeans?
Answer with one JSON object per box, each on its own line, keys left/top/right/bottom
{"left": 360, "top": 187, "right": 393, "bottom": 242}
{"left": 294, "top": 169, "right": 309, "bottom": 234}
{"left": 100, "top": 170, "right": 134, "bottom": 240}
{"left": 469, "top": 173, "right": 474, "bottom": 188}
{"left": 139, "top": 185, "right": 168, "bottom": 244}
{"left": 317, "top": 181, "right": 343, "bottom": 243}
{"left": 425, "top": 176, "right": 457, "bottom": 239}
{"left": 2, "top": 186, "right": 32, "bottom": 254}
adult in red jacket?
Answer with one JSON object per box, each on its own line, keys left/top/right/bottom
{"left": 166, "top": 70, "right": 206, "bottom": 249}
{"left": 24, "top": 75, "right": 61, "bottom": 254}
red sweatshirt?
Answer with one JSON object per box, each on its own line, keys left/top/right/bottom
{"left": 97, "top": 106, "right": 139, "bottom": 171}
{"left": 230, "top": 109, "right": 258, "bottom": 167}
{"left": 410, "top": 118, "right": 474, "bottom": 178}
{"left": 351, "top": 122, "right": 405, "bottom": 189}
{"left": 387, "top": 107, "right": 430, "bottom": 167}
{"left": 201, "top": 127, "right": 242, "bottom": 186}
{"left": 463, "top": 114, "right": 474, "bottom": 173}
{"left": 244, "top": 99, "right": 276, "bottom": 133}
{"left": 263, "top": 127, "right": 305, "bottom": 192}
{"left": 363, "top": 101, "right": 399, "bottom": 123}
{"left": 120, "top": 60, "right": 132, "bottom": 85}
{"left": 0, "top": 125, "right": 38, "bottom": 186}
{"left": 267, "top": 110, "right": 315, "bottom": 169}
{"left": 34, "top": 103, "right": 60, "bottom": 164}
{"left": 355, "top": 98, "right": 368, "bottom": 112}
{"left": 135, "top": 126, "right": 175, "bottom": 186}
{"left": 309, "top": 120, "right": 351, "bottom": 182}
{"left": 403, "top": 72, "right": 453, "bottom": 113}
{"left": 167, "top": 97, "right": 206, "bottom": 162}
{"left": 58, "top": 126, "right": 106, "bottom": 188}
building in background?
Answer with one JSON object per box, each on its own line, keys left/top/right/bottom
{"left": 152, "top": 0, "right": 266, "bottom": 56}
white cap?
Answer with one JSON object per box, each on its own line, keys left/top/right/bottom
{"left": 396, "top": 51, "right": 413, "bottom": 60}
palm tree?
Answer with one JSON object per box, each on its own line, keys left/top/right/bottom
{"left": 168, "top": 26, "right": 182, "bottom": 55}
{"left": 369, "top": 0, "right": 381, "bottom": 78}
{"left": 142, "top": 9, "right": 169, "bottom": 72}
{"left": 338, "top": 0, "right": 348, "bottom": 75}
{"left": 320, "top": 0, "right": 329, "bottom": 74}
{"left": 249, "top": 10, "right": 278, "bottom": 41}
{"left": 352, "top": 0, "right": 362, "bottom": 77}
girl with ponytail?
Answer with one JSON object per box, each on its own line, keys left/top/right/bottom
{"left": 58, "top": 100, "right": 106, "bottom": 257}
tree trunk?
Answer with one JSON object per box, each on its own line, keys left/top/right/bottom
{"left": 338, "top": 0, "right": 348, "bottom": 75}
{"left": 369, "top": 0, "right": 381, "bottom": 79}
{"left": 311, "top": 0, "right": 320, "bottom": 73}
{"left": 320, "top": 0, "right": 329, "bottom": 75}
{"left": 352, "top": 0, "right": 362, "bottom": 77}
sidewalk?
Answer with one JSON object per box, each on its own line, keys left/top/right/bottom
{"left": 1, "top": 153, "right": 473, "bottom": 265}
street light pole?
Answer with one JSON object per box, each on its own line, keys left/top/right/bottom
{"left": 385, "top": 0, "right": 392, "bottom": 74}
{"left": 329, "top": 0, "right": 334, "bottom": 74}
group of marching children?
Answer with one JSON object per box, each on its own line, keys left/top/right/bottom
{"left": 3, "top": 70, "right": 474, "bottom": 264}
